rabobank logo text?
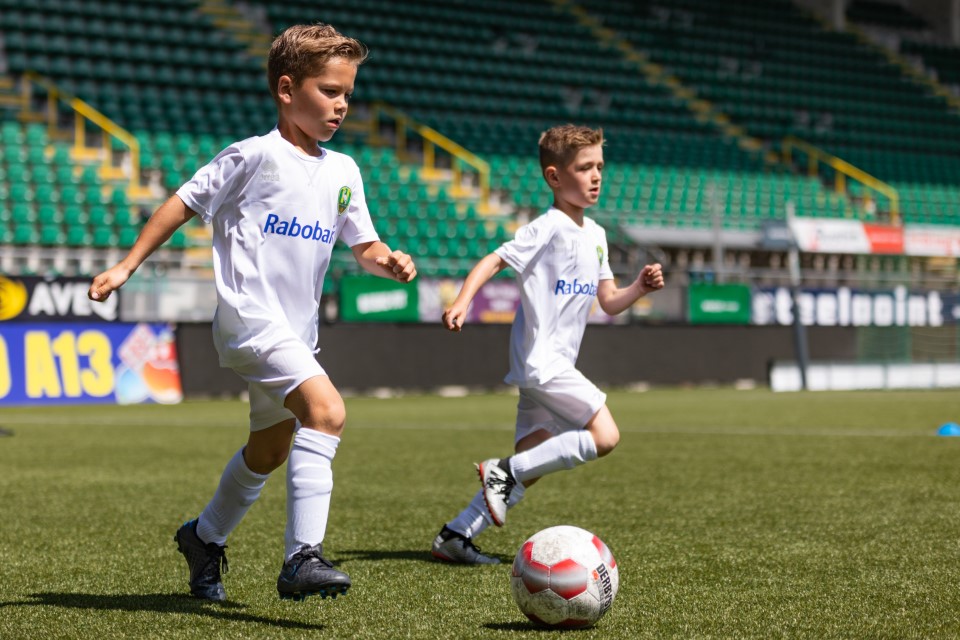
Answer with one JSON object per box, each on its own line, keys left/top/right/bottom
{"left": 264, "top": 213, "right": 335, "bottom": 244}
{"left": 554, "top": 279, "right": 598, "bottom": 296}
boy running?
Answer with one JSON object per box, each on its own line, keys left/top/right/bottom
{"left": 89, "top": 24, "right": 416, "bottom": 601}
{"left": 432, "top": 124, "right": 663, "bottom": 564}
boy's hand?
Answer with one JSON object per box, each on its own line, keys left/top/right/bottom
{"left": 638, "top": 263, "right": 664, "bottom": 294}
{"left": 88, "top": 264, "right": 133, "bottom": 302}
{"left": 375, "top": 250, "right": 417, "bottom": 283}
{"left": 442, "top": 304, "right": 467, "bottom": 332}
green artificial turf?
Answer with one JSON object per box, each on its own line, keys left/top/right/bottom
{"left": 1, "top": 388, "right": 959, "bottom": 638}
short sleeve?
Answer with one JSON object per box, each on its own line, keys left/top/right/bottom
{"left": 176, "top": 146, "right": 245, "bottom": 223}
{"left": 337, "top": 159, "right": 380, "bottom": 247}
{"left": 598, "top": 226, "right": 614, "bottom": 281}
{"left": 495, "top": 216, "right": 555, "bottom": 275}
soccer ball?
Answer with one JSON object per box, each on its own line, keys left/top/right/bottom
{"left": 510, "top": 525, "right": 619, "bottom": 628}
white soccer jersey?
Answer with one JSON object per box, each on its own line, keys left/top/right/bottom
{"left": 177, "top": 128, "right": 379, "bottom": 367}
{"left": 495, "top": 207, "right": 614, "bottom": 387}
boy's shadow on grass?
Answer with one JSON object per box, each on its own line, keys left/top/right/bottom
{"left": 339, "top": 549, "right": 513, "bottom": 564}
{"left": 0, "top": 592, "right": 323, "bottom": 630}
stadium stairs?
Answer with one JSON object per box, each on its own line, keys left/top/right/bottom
{"left": 0, "top": 113, "right": 198, "bottom": 275}
{"left": 197, "top": 0, "right": 273, "bottom": 63}
{"left": 0, "top": 76, "right": 22, "bottom": 113}
{"left": 573, "top": 0, "right": 960, "bottom": 227}
{"left": 550, "top": 0, "right": 772, "bottom": 162}
{"left": 847, "top": 15, "right": 960, "bottom": 114}
{"left": 839, "top": 0, "right": 960, "bottom": 228}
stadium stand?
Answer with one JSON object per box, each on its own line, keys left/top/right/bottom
{"left": 0, "top": 0, "right": 274, "bottom": 136}
{"left": 581, "top": 0, "right": 960, "bottom": 185}
{"left": 264, "top": 0, "right": 754, "bottom": 164}
{"left": 838, "top": 0, "right": 960, "bottom": 228}
{"left": 901, "top": 40, "right": 960, "bottom": 92}
{"left": 846, "top": 0, "right": 930, "bottom": 31}
{"left": 257, "top": 0, "right": 867, "bottom": 232}
{"left": 0, "top": 120, "right": 135, "bottom": 250}
{"left": 0, "top": 1, "right": 506, "bottom": 275}
{"left": 582, "top": 0, "right": 960, "bottom": 230}
{"left": 0, "top": 0, "right": 957, "bottom": 282}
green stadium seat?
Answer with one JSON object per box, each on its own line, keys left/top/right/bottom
{"left": 12, "top": 224, "right": 40, "bottom": 245}
{"left": 33, "top": 184, "right": 58, "bottom": 206}
{"left": 3, "top": 145, "right": 26, "bottom": 165}
{"left": 26, "top": 144, "right": 47, "bottom": 167}
{"left": 37, "top": 203, "right": 62, "bottom": 225}
{"left": 63, "top": 204, "right": 90, "bottom": 227}
{"left": 11, "top": 203, "right": 36, "bottom": 224}
{"left": 87, "top": 204, "right": 114, "bottom": 226}
{"left": 79, "top": 166, "right": 100, "bottom": 187}
{"left": 109, "top": 187, "right": 129, "bottom": 207}
{"left": 166, "top": 229, "right": 188, "bottom": 248}
{"left": 38, "top": 223, "right": 65, "bottom": 246}
{"left": 90, "top": 225, "right": 117, "bottom": 248}
{"left": 60, "top": 185, "right": 86, "bottom": 205}
{"left": 50, "top": 145, "right": 71, "bottom": 166}
{"left": 1, "top": 121, "right": 23, "bottom": 144}
{"left": 117, "top": 226, "right": 139, "bottom": 247}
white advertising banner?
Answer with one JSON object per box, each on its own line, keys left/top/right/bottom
{"left": 790, "top": 218, "right": 960, "bottom": 257}
{"left": 770, "top": 361, "right": 960, "bottom": 391}
{"left": 788, "top": 218, "right": 872, "bottom": 254}
{"left": 904, "top": 225, "right": 960, "bottom": 257}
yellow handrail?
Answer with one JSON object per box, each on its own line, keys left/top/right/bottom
{"left": 369, "top": 102, "right": 490, "bottom": 205}
{"left": 782, "top": 136, "right": 899, "bottom": 223}
{"left": 20, "top": 72, "right": 143, "bottom": 194}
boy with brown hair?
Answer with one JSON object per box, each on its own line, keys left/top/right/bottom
{"left": 89, "top": 24, "right": 417, "bottom": 601}
{"left": 432, "top": 124, "right": 663, "bottom": 564}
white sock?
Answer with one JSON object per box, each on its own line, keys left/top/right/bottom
{"left": 447, "top": 490, "right": 491, "bottom": 538}
{"left": 508, "top": 482, "right": 526, "bottom": 508}
{"left": 285, "top": 428, "right": 339, "bottom": 560}
{"left": 508, "top": 430, "right": 597, "bottom": 484}
{"left": 196, "top": 447, "right": 269, "bottom": 545}
{"left": 448, "top": 483, "right": 527, "bottom": 539}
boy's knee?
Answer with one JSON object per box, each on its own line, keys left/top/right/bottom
{"left": 244, "top": 444, "right": 289, "bottom": 474}
{"left": 593, "top": 427, "right": 620, "bottom": 457}
{"left": 300, "top": 396, "right": 346, "bottom": 436}
{"left": 286, "top": 377, "right": 347, "bottom": 436}
{"left": 586, "top": 406, "right": 620, "bottom": 458}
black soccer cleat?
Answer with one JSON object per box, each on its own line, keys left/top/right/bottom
{"left": 431, "top": 525, "right": 500, "bottom": 564}
{"left": 277, "top": 544, "right": 351, "bottom": 602}
{"left": 174, "top": 518, "right": 228, "bottom": 602}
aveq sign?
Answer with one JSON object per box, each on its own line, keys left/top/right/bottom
{"left": 752, "top": 286, "right": 952, "bottom": 326}
{"left": 0, "top": 275, "right": 118, "bottom": 322}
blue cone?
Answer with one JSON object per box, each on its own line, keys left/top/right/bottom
{"left": 937, "top": 422, "right": 960, "bottom": 436}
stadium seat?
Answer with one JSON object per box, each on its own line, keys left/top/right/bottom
{"left": 90, "top": 225, "right": 117, "bottom": 248}
{"left": 12, "top": 224, "right": 40, "bottom": 245}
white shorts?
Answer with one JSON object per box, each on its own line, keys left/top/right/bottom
{"left": 229, "top": 336, "right": 327, "bottom": 431}
{"left": 514, "top": 368, "right": 607, "bottom": 444}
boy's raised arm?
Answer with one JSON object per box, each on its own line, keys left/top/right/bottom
{"left": 442, "top": 252, "right": 507, "bottom": 332}
{"left": 88, "top": 195, "right": 197, "bottom": 302}
{"left": 596, "top": 263, "right": 665, "bottom": 316}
